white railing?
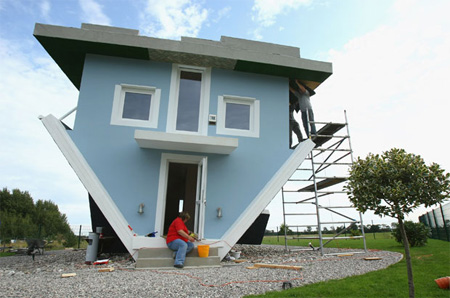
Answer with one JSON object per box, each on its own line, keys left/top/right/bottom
{"left": 59, "top": 106, "right": 77, "bottom": 121}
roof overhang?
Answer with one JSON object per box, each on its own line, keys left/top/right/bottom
{"left": 33, "top": 23, "right": 332, "bottom": 90}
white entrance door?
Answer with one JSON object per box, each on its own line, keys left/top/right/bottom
{"left": 156, "top": 154, "right": 208, "bottom": 238}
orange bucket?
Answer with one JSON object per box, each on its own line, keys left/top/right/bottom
{"left": 435, "top": 277, "right": 450, "bottom": 289}
{"left": 197, "top": 245, "right": 210, "bottom": 258}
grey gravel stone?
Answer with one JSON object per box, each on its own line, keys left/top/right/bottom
{"left": 0, "top": 245, "right": 402, "bottom": 297}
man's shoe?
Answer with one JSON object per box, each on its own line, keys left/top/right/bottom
{"left": 174, "top": 264, "right": 184, "bottom": 269}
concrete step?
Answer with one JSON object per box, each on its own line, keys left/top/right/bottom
{"left": 138, "top": 246, "right": 219, "bottom": 258}
{"left": 136, "top": 255, "right": 221, "bottom": 269}
{"left": 136, "top": 246, "right": 221, "bottom": 269}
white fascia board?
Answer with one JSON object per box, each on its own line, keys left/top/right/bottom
{"left": 219, "top": 140, "right": 315, "bottom": 260}
{"left": 134, "top": 130, "right": 238, "bottom": 154}
{"left": 40, "top": 114, "right": 137, "bottom": 259}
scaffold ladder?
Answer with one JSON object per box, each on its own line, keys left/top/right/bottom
{"left": 281, "top": 110, "right": 367, "bottom": 256}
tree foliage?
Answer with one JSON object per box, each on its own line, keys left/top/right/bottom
{"left": 345, "top": 148, "right": 450, "bottom": 218}
{"left": 279, "top": 223, "right": 293, "bottom": 235}
{"left": 345, "top": 148, "right": 450, "bottom": 298}
{"left": 0, "top": 187, "right": 75, "bottom": 245}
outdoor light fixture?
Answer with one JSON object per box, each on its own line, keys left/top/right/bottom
{"left": 138, "top": 203, "right": 145, "bottom": 214}
{"left": 217, "top": 207, "right": 222, "bottom": 218}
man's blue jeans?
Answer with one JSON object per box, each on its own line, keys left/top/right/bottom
{"left": 167, "top": 239, "right": 194, "bottom": 266}
{"left": 301, "top": 109, "right": 316, "bottom": 136}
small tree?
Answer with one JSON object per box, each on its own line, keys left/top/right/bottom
{"left": 345, "top": 148, "right": 450, "bottom": 298}
{"left": 279, "top": 223, "right": 293, "bottom": 235}
{"left": 392, "top": 221, "right": 431, "bottom": 247}
{"left": 368, "top": 224, "right": 381, "bottom": 233}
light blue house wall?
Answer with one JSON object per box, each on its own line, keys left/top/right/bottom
{"left": 69, "top": 54, "right": 292, "bottom": 238}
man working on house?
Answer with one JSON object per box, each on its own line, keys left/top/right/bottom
{"left": 289, "top": 79, "right": 317, "bottom": 137}
{"left": 289, "top": 90, "right": 303, "bottom": 148}
{"left": 166, "top": 211, "right": 196, "bottom": 268}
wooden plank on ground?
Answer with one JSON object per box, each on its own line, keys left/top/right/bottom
{"left": 364, "top": 257, "right": 382, "bottom": 261}
{"left": 98, "top": 267, "right": 115, "bottom": 272}
{"left": 253, "top": 263, "right": 302, "bottom": 270}
{"left": 234, "top": 259, "right": 247, "bottom": 263}
{"left": 61, "top": 273, "right": 76, "bottom": 278}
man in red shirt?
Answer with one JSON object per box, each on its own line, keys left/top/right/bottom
{"left": 166, "top": 212, "right": 196, "bottom": 268}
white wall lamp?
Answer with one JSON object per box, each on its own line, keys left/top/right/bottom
{"left": 217, "top": 207, "right": 222, "bottom": 218}
{"left": 138, "top": 203, "right": 145, "bottom": 215}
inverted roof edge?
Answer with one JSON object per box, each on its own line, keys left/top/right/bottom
{"left": 33, "top": 23, "right": 332, "bottom": 88}
{"left": 81, "top": 23, "right": 139, "bottom": 36}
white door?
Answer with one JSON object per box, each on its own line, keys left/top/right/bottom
{"left": 195, "top": 157, "right": 207, "bottom": 239}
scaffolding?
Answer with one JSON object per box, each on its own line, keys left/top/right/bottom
{"left": 282, "top": 111, "right": 367, "bottom": 255}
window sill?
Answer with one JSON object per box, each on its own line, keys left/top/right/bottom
{"left": 134, "top": 130, "right": 238, "bottom": 154}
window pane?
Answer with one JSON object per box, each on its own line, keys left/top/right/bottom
{"left": 176, "top": 71, "right": 202, "bottom": 132}
{"left": 122, "top": 92, "right": 152, "bottom": 120}
{"left": 225, "top": 103, "right": 250, "bottom": 130}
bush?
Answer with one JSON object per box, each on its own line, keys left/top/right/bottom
{"left": 392, "top": 221, "right": 431, "bottom": 247}
{"left": 351, "top": 229, "right": 362, "bottom": 236}
{"left": 63, "top": 232, "right": 78, "bottom": 247}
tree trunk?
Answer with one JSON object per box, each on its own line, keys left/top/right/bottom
{"left": 398, "top": 218, "right": 415, "bottom": 298}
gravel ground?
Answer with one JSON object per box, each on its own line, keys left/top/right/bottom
{"left": 0, "top": 245, "right": 402, "bottom": 298}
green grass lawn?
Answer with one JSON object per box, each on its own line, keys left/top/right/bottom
{"left": 246, "top": 233, "right": 450, "bottom": 298}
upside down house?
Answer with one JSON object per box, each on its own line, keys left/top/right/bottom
{"left": 34, "top": 23, "right": 332, "bottom": 262}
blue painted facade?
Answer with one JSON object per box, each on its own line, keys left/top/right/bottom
{"left": 68, "top": 54, "right": 293, "bottom": 239}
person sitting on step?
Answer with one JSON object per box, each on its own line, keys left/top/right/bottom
{"left": 166, "top": 211, "right": 196, "bottom": 269}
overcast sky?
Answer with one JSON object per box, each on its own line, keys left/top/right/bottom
{"left": 1, "top": 0, "right": 449, "bottom": 232}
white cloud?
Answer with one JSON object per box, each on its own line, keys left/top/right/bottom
{"left": 214, "top": 6, "right": 231, "bottom": 23}
{"left": 312, "top": 0, "right": 450, "bottom": 222}
{"left": 251, "top": 0, "right": 311, "bottom": 27}
{"left": 251, "top": 28, "right": 263, "bottom": 40}
{"left": 140, "top": 0, "right": 208, "bottom": 39}
{"left": 40, "top": 0, "right": 50, "bottom": 18}
{"left": 78, "top": 0, "right": 111, "bottom": 25}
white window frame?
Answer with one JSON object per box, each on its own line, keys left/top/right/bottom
{"left": 216, "top": 95, "right": 260, "bottom": 138}
{"left": 110, "top": 84, "right": 161, "bottom": 128}
{"left": 166, "top": 64, "right": 211, "bottom": 136}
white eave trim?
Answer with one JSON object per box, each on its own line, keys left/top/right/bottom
{"left": 134, "top": 130, "right": 238, "bottom": 154}
{"left": 39, "top": 114, "right": 137, "bottom": 259}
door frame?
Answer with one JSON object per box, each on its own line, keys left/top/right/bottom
{"left": 155, "top": 153, "right": 208, "bottom": 238}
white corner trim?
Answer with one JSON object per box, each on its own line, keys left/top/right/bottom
{"left": 219, "top": 139, "right": 315, "bottom": 260}
{"left": 166, "top": 64, "right": 179, "bottom": 133}
{"left": 40, "top": 114, "right": 137, "bottom": 259}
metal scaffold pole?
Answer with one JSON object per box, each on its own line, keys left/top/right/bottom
{"left": 281, "top": 187, "right": 288, "bottom": 251}
{"left": 310, "top": 151, "right": 324, "bottom": 254}
{"left": 344, "top": 110, "right": 367, "bottom": 252}
{"left": 281, "top": 110, "right": 367, "bottom": 255}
